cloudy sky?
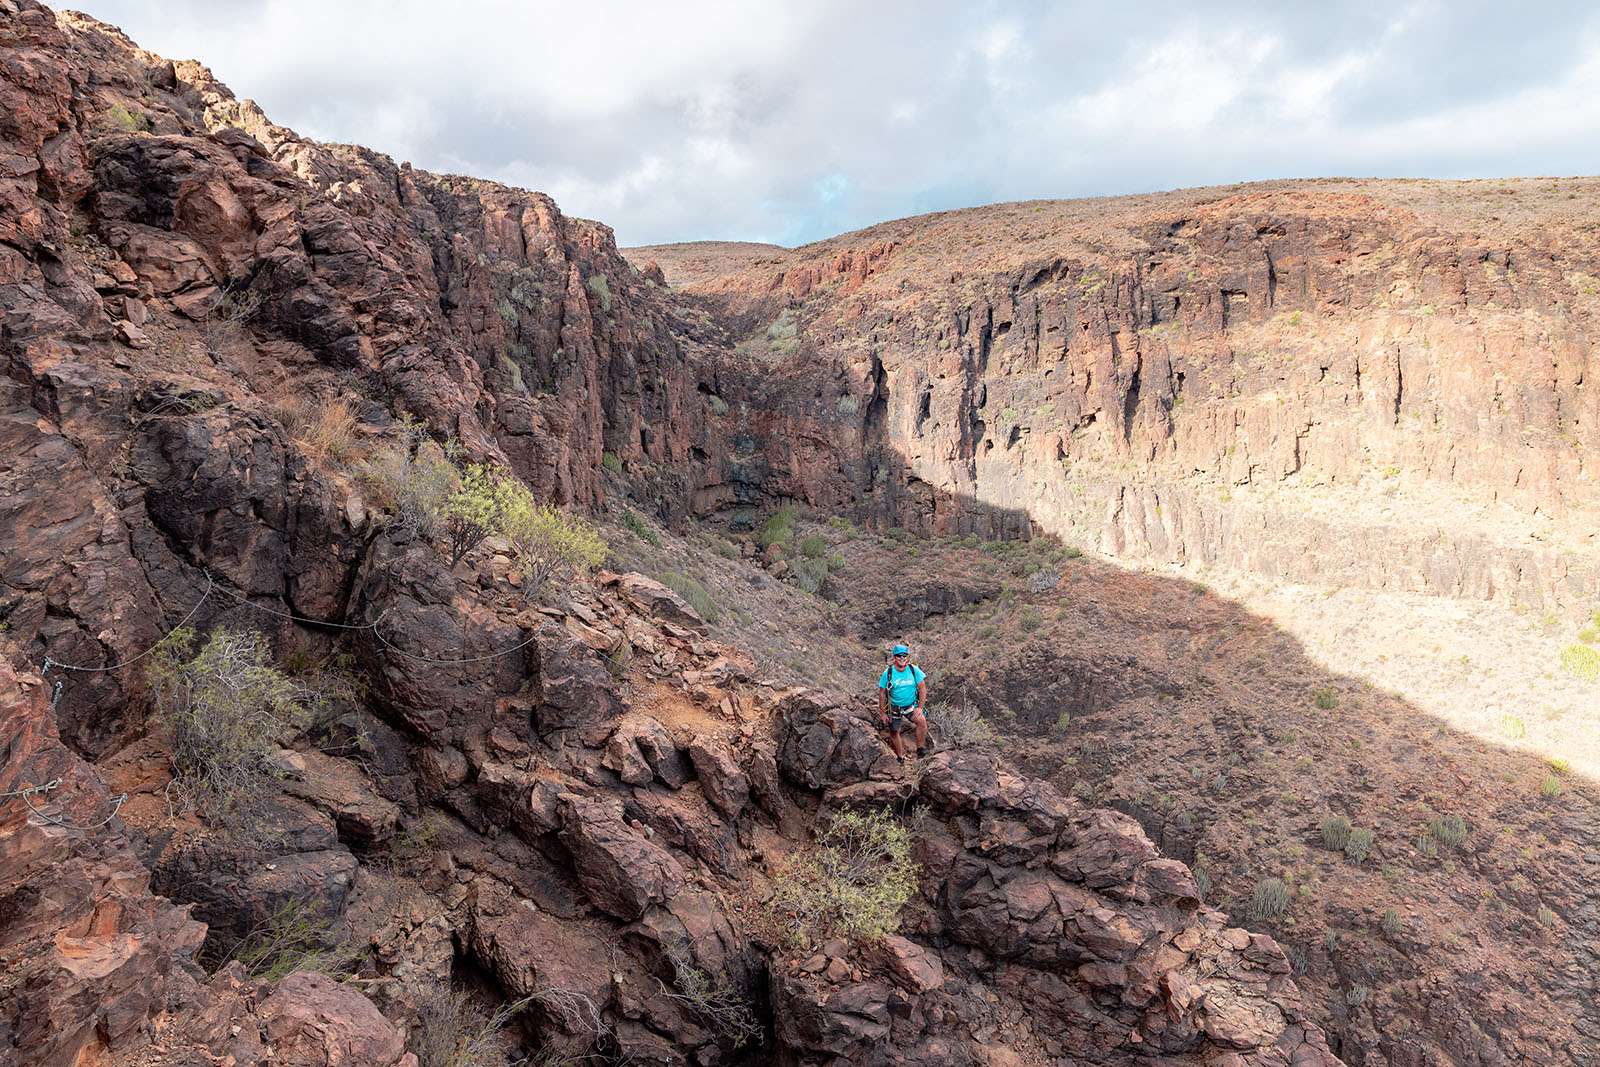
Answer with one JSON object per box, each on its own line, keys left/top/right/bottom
{"left": 64, "top": 0, "right": 1600, "bottom": 247}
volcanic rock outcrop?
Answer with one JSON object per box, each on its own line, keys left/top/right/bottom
{"left": 0, "top": 2, "right": 1594, "bottom": 1066}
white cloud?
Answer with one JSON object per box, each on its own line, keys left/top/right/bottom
{"left": 65, "top": 0, "right": 1600, "bottom": 245}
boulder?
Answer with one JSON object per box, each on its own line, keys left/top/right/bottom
{"left": 686, "top": 738, "right": 749, "bottom": 820}
{"left": 557, "top": 793, "right": 684, "bottom": 920}
{"left": 258, "top": 972, "right": 409, "bottom": 1067}
{"left": 775, "top": 691, "right": 894, "bottom": 789}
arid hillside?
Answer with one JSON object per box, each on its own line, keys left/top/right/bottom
{"left": 1, "top": 2, "right": 1597, "bottom": 1067}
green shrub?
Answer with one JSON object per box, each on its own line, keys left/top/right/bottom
{"left": 791, "top": 557, "right": 829, "bottom": 594}
{"left": 1538, "top": 904, "right": 1558, "bottom": 926}
{"left": 218, "top": 897, "right": 360, "bottom": 982}
{"left": 765, "top": 807, "right": 918, "bottom": 947}
{"left": 975, "top": 624, "right": 996, "bottom": 640}
{"left": 364, "top": 429, "right": 455, "bottom": 537}
{"left": 602, "top": 450, "right": 623, "bottom": 474}
{"left": 148, "top": 627, "right": 318, "bottom": 822}
{"left": 1577, "top": 627, "right": 1597, "bottom": 644}
{"left": 586, "top": 272, "right": 612, "bottom": 312}
{"left": 757, "top": 505, "right": 798, "bottom": 549}
{"left": 1194, "top": 867, "right": 1211, "bottom": 900}
{"left": 765, "top": 309, "right": 797, "bottom": 341}
{"left": 1427, "top": 813, "right": 1468, "bottom": 850}
{"left": 1416, "top": 834, "right": 1439, "bottom": 858}
{"left": 800, "top": 534, "right": 827, "bottom": 558}
{"left": 620, "top": 509, "right": 662, "bottom": 546}
{"left": 1540, "top": 775, "right": 1562, "bottom": 798}
{"left": 504, "top": 500, "right": 607, "bottom": 595}
{"left": 1055, "top": 711, "right": 1071, "bottom": 732}
{"left": 1547, "top": 756, "right": 1570, "bottom": 775}
{"left": 1497, "top": 714, "right": 1525, "bottom": 740}
{"left": 106, "top": 102, "right": 152, "bottom": 132}
{"left": 1346, "top": 984, "right": 1369, "bottom": 1006}
{"left": 929, "top": 695, "right": 996, "bottom": 747}
{"left": 1321, "top": 815, "right": 1352, "bottom": 850}
{"left": 885, "top": 527, "right": 912, "bottom": 543}
{"left": 1313, "top": 687, "right": 1339, "bottom": 710}
{"left": 1344, "top": 827, "right": 1375, "bottom": 865}
{"left": 1382, "top": 907, "right": 1402, "bottom": 935}
{"left": 1559, "top": 644, "right": 1600, "bottom": 680}
{"left": 443, "top": 462, "right": 522, "bottom": 566}
{"left": 660, "top": 570, "right": 718, "bottom": 622}
{"left": 707, "top": 394, "right": 730, "bottom": 415}
{"left": 1249, "top": 878, "right": 1289, "bottom": 920}
{"left": 1018, "top": 606, "right": 1042, "bottom": 632}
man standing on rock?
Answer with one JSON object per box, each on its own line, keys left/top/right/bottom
{"left": 878, "top": 643, "right": 929, "bottom": 765}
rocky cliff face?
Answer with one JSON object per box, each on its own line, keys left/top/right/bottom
{"left": 0, "top": 4, "right": 1361, "bottom": 1066}
{"left": 631, "top": 183, "right": 1600, "bottom": 610}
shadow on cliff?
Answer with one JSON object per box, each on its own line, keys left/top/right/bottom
{"left": 788, "top": 449, "right": 1600, "bottom": 1066}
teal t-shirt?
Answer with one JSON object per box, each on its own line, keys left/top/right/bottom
{"left": 878, "top": 663, "right": 925, "bottom": 708}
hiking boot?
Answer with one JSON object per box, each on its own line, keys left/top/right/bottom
{"left": 916, "top": 746, "right": 929, "bottom": 759}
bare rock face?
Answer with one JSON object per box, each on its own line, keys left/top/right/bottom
{"left": 775, "top": 690, "right": 897, "bottom": 788}
{"left": 258, "top": 972, "right": 410, "bottom": 1067}
{"left": 767, "top": 746, "right": 1342, "bottom": 1067}
{"left": 0, "top": 656, "right": 206, "bottom": 1067}
{"left": 557, "top": 793, "right": 686, "bottom": 920}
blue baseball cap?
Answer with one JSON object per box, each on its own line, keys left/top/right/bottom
{"left": 892, "top": 644, "right": 909, "bottom": 655}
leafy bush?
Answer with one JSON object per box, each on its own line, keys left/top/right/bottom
{"left": 148, "top": 627, "right": 318, "bottom": 821}
{"left": 1547, "top": 756, "right": 1570, "bottom": 775}
{"left": 443, "top": 462, "right": 520, "bottom": 566}
{"left": 1344, "top": 827, "right": 1375, "bottom": 865}
{"left": 800, "top": 534, "right": 827, "bottom": 558}
{"left": 502, "top": 500, "right": 605, "bottom": 594}
{"left": 620, "top": 509, "right": 661, "bottom": 546}
{"left": 765, "top": 308, "right": 797, "bottom": 341}
{"left": 1249, "top": 878, "right": 1289, "bottom": 920}
{"left": 765, "top": 807, "right": 917, "bottom": 947}
{"left": 928, "top": 693, "right": 997, "bottom": 748}
{"left": 602, "top": 450, "right": 623, "bottom": 474}
{"left": 364, "top": 428, "right": 456, "bottom": 537}
{"left": 1321, "top": 815, "right": 1352, "bottom": 850}
{"left": 660, "top": 571, "right": 718, "bottom": 622}
{"left": 1055, "top": 711, "right": 1071, "bottom": 732}
{"left": 1427, "top": 813, "right": 1469, "bottom": 850}
{"left": 1382, "top": 907, "right": 1403, "bottom": 935}
{"left": 1312, "top": 687, "right": 1339, "bottom": 710}
{"left": 1559, "top": 644, "right": 1600, "bottom": 680}
{"left": 791, "top": 557, "right": 829, "bottom": 594}
{"left": 586, "top": 272, "right": 611, "bottom": 312}
{"left": 1540, "top": 775, "right": 1562, "bottom": 798}
{"left": 757, "top": 505, "right": 798, "bottom": 549}
{"left": 1018, "top": 606, "right": 1042, "bottom": 632}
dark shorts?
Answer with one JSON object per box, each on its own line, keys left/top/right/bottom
{"left": 886, "top": 705, "right": 920, "bottom": 732}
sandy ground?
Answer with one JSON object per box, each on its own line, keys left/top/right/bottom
{"left": 1163, "top": 559, "right": 1599, "bottom": 781}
